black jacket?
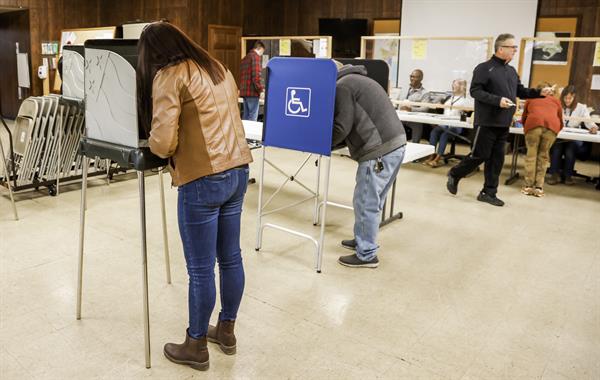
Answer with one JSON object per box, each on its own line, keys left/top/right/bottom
{"left": 470, "top": 55, "right": 541, "bottom": 127}
{"left": 333, "top": 65, "right": 406, "bottom": 162}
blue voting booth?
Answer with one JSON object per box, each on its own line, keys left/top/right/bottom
{"left": 256, "top": 58, "right": 338, "bottom": 273}
{"left": 263, "top": 58, "right": 337, "bottom": 156}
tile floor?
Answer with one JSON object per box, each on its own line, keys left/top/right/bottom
{"left": 1, "top": 122, "right": 599, "bottom": 379}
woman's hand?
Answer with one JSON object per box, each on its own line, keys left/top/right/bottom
{"left": 589, "top": 126, "right": 598, "bottom": 135}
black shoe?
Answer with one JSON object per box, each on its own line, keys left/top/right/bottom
{"left": 446, "top": 173, "right": 460, "bottom": 195}
{"left": 338, "top": 254, "right": 379, "bottom": 268}
{"left": 341, "top": 239, "right": 356, "bottom": 251}
{"left": 477, "top": 192, "right": 505, "bottom": 207}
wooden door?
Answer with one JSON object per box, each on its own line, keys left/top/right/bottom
{"left": 208, "top": 24, "right": 242, "bottom": 86}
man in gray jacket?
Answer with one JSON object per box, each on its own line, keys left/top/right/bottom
{"left": 332, "top": 62, "right": 407, "bottom": 268}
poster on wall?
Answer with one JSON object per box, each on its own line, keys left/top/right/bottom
{"left": 533, "top": 32, "right": 570, "bottom": 65}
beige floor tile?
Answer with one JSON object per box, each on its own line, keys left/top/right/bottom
{"left": 1, "top": 123, "right": 599, "bottom": 379}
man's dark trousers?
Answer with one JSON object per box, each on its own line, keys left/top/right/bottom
{"left": 449, "top": 126, "right": 509, "bottom": 197}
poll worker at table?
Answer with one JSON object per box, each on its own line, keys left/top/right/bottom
{"left": 520, "top": 82, "right": 562, "bottom": 197}
{"left": 446, "top": 33, "right": 546, "bottom": 207}
{"left": 137, "top": 21, "right": 253, "bottom": 371}
{"left": 547, "top": 85, "right": 599, "bottom": 186}
{"left": 399, "top": 69, "right": 429, "bottom": 143}
{"left": 425, "top": 79, "right": 472, "bottom": 168}
{"left": 332, "top": 60, "right": 407, "bottom": 269}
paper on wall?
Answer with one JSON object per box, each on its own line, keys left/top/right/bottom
{"left": 316, "top": 38, "right": 328, "bottom": 58}
{"left": 594, "top": 42, "right": 600, "bottom": 67}
{"left": 279, "top": 39, "right": 291, "bottom": 56}
{"left": 412, "top": 39, "right": 427, "bottom": 60}
{"left": 591, "top": 74, "right": 600, "bottom": 91}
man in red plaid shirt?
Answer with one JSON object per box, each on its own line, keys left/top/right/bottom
{"left": 239, "top": 41, "right": 265, "bottom": 121}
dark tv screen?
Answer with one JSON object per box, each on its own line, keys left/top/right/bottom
{"left": 319, "top": 18, "right": 368, "bottom": 58}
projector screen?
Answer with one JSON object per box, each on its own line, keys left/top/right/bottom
{"left": 400, "top": 0, "right": 538, "bottom": 93}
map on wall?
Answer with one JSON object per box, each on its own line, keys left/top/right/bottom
{"left": 533, "top": 32, "right": 571, "bottom": 65}
{"left": 372, "top": 35, "right": 399, "bottom": 88}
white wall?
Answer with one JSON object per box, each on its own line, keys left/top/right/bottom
{"left": 399, "top": 0, "right": 538, "bottom": 92}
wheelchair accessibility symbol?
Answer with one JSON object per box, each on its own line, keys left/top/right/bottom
{"left": 285, "top": 87, "right": 311, "bottom": 118}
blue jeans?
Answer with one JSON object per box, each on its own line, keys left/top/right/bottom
{"left": 429, "top": 126, "right": 463, "bottom": 155}
{"left": 177, "top": 165, "right": 249, "bottom": 338}
{"left": 353, "top": 145, "right": 406, "bottom": 261}
{"left": 242, "top": 97, "right": 259, "bottom": 121}
{"left": 548, "top": 140, "right": 589, "bottom": 177}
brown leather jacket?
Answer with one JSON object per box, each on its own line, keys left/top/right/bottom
{"left": 149, "top": 59, "right": 253, "bottom": 186}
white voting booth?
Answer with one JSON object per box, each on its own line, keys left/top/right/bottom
{"left": 76, "top": 39, "right": 171, "bottom": 369}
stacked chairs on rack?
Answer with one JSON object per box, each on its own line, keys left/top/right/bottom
{"left": 1, "top": 95, "right": 107, "bottom": 197}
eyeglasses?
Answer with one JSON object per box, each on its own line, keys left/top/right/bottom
{"left": 501, "top": 45, "right": 518, "bottom": 49}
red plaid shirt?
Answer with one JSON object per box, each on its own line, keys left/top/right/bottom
{"left": 239, "top": 50, "right": 263, "bottom": 97}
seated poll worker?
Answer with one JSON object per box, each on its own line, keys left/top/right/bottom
{"left": 547, "top": 85, "right": 599, "bottom": 186}
{"left": 424, "top": 79, "right": 473, "bottom": 168}
{"left": 331, "top": 60, "right": 407, "bottom": 269}
{"left": 399, "top": 69, "right": 430, "bottom": 143}
{"left": 137, "top": 21, "right": 253, "bottom": 371}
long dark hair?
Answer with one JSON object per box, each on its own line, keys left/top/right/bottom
{"left": 136, "top": 21, "right": 226, "bottom": 134}
{"left": 560, "top": 85, "right": 579, "bottom": 110}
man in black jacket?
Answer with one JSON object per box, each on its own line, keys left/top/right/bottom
{"left": 446, "top": 33, "right": 546, "bottom": 206}
{"left": 332, "top": 62, "right": 407, "bottom": 268}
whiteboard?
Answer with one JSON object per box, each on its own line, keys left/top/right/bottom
{"left": 400, "top": 0, "right": 538, "bottom": 92}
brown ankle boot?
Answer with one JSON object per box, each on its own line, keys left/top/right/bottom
{"left": 207, "top": 320, "right": 236, "bottom": 355}
{"left": 163, "top": 331, "right": 209, "bottom": 371}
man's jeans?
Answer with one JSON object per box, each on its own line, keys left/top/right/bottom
{"left": 242, "top": 97, "right": 260, "bottom": 121}
{"left": 353, "top": 145, "right": 406, "bottom": 261}
{"left": 177, "top": 166, "right": 249, "bottom": 338}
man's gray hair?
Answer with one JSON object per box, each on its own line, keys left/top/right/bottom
{"left": 494, "top": 33, "right": 515, "bottom": 52}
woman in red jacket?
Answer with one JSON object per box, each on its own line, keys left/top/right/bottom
{"left": 520, "top": 83, "right": 563, "bottom": 197}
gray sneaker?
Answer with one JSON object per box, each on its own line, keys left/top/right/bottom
{"left": 338, "top": 254, "right": 379, "bottom": 268}
{"left": 341, "top": 239, "right": 356, "bottom": 251}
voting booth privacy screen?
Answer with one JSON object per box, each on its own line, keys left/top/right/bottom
{"left": 263, "top": 58, "right": 337, "bottom": 156}
{"left": 84, "top": 39, "right": 142, "bottom": 148}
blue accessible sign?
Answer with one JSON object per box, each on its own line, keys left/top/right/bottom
{"left": 263, "top": 58, "right": 337, "bottom": 156}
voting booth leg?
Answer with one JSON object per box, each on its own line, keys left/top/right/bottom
{"left": 76, "top": 156, "right": 89, "bottom": 320}
{"left": 255, "top": 146, "right": 267, "bottom": 251}
{"left": 312, "top": 156, "right": 321, "bottom": 226}
{"left": 505, "top": 134, "right": 521, "bottom": 185}
{"left": 0, "top": 140, "right": 18, "bottom": 221}
{"left": 315, "top": 157, "right": 331, "bottom": 273}
{"left": 137, "top": 170, "right": 152, "bottom": 368}
{"left": 158, "top": 168, "right": 172, "bottom": 284}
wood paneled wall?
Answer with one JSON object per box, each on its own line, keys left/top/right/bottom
{"left": 0, "top": 0, "right": 101, "bottom": 97}
{"left": 539, "top": 0, "right": 600, "bottom": 107}
{"left": 242, "top": 0, "right": 401, "bottom": 37}
{"left": 1, "top": 0, "right": 598, "bottom": 109}
{"left": 0, "top": 9, "right": 30, "bottom": 118}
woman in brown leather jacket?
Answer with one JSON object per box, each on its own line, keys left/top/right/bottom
{"left": 137, "top": 21, "right": 252, "bottom": 371}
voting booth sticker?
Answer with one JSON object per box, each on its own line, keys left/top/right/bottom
{"left": 264, "top": 58, "right": 337, "bottom": 156}
{"left": 285, "top": 87, "right": 311, "bottom": 118}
